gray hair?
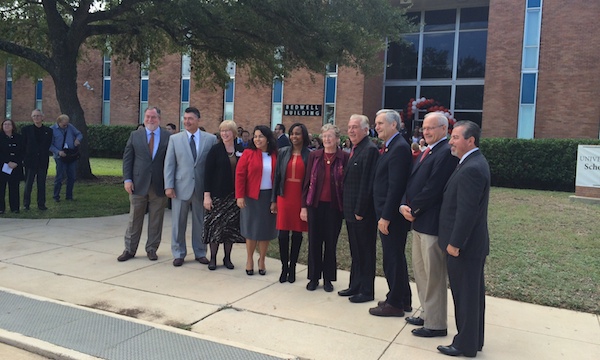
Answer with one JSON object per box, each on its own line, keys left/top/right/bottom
{"left": 320, "top": 123, "right": 341, "bottom": 138}
{"left": 349, "top": 114, "right": 370, "bottom": 130}
{"left": 424, "top": 112, "right": 449, "bottom": 128}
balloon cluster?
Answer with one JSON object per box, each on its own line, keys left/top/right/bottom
{"left": 405, "top": 97, "right": 456, "bottom": 131}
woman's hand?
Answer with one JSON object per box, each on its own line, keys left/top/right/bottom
{"left": 270, "top": 202, "right": 277, "bottom": 214}
{"left": 300, "top": 208, "right": 308, "bottom": 222}
{"left": 236, "top": 198, "right": 246, "bottom": 209}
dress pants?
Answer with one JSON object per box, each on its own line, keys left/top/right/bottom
{"left": 447, "top": 255, "right": 486, "bottom": 354}
{"left": 412, "top": 230, "right": 448, "bottom": 330}
{"left": 170, "top": 190, "right": 206, "bottom": 259}
{"left": 307, "top": 202, "right": 343, "bottom": 281}
{"left": 345, "top": 214, "right": 377, "bottom": 296}
{"left": 23, "top": 164, "right": 48, "bottom": 208}
{"left": 124, "top": 186, "right": 167, "bottom": 254}
{"left": 0, "top": 178, "right": 20, "bottom": 212}
{"left": 379, "top": 218, "right": 411, "bottom": 309}
{"left": 53, "top": 158, "right": 77, "bottom": 200}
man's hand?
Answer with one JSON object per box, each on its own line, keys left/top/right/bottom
{"left": 74, "top": 139, "right": 81, "bottom": 146}
{"left": 399, "top": 205, "right": 415, "bottom": 222}
{"left": 355, "top": 214, "right": 363, "bottom": 221}
{"left": 58, "top": 150, "right": 66, "bottom": 158}
{"left": 165, "top": 188, "right": 176, "bottom": 199}
{"left": 378, "top": 218, "right": 390, "bottom": 235}
{"left": 447, "top": 244, "right": 460, "bottom": 257}
{"left": 124, "top": 182, "right": 134, "bottom": 194}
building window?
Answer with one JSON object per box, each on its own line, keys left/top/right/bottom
{"left": 35, "top": 79, "right": 43, "bottom": 110}
{"left": 102, "top": 55, "right": 111, "bottom": 125}
{"left": 140, "top": 62, "right": 149, "bottom": 124}
{"left": 324, "top": 63, "right": 338, "bottom": 125}
{"left": 271, "top": 78, "right": 283, "bottom": 129}
{"left": 5, "top": 63, "right": 12, "bottom": 119}
{"left": 224, "top": 61, "right": 236, "bottom": 121}
{"left": 384, "top": 6, "right": 489, "bottom": 129}
{"left": 518, "top": 0, "right": 543, "bottom": 139}
{"left": 180, "top": 55, "right": 191, "bottom": 129}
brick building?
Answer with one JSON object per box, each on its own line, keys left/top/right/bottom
{"left": 2, "top": 0, "right": 599, "bottom": 139}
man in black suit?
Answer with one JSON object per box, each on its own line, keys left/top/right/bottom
{"left": 275, "top": 123, "right": 290, "bottom": 148}
{"left": 339, "top": 114, "right": 379, "bottom": 303}
{"left": 437, "top": 121, "right": 490, "bottom": 358}
{"left": 22, "top": 109, "right": 53, "bottom": 211}
{"left": 400, "top": 112, "right": 458, "bottom": 338}
{"left": 369, "top": 109, "right": 413, "bottom": 317}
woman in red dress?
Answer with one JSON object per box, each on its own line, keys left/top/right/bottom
{"left": 271, "top": 123, "right": 310, "bottom": 283}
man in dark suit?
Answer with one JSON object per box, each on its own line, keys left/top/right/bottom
{"left": 400, "top": 112, "right": 458, "bottom": 338}
{"left": 275, "top": 123, "right": 291, "bottom": 148}
{"left": 339, "top": 114, "right": 379, "bottom": 303}
{"left": 369, "top": 109, "right": 413, "bottom": 317}
{"left": 22, "top": 109, "right": 53, "bottom": 211}
{"left": 437, "top": 120, "right": 490, "bottom": 358}
{"left": 117, "top": 107, "right": 171, "bottom": 262}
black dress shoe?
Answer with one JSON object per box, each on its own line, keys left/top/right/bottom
{"left": 306, "top": 280, "right": 318, "bottom": 291}
{"left": 24, "top": 205, "right": 30, "bottom": 210}
{"left": 173, "top": 258, "right": 184, "bottom": 267}
{"left": 405, "top": 316, "right": 425, "bottom": 326}
{"left": 323, "top": 280, "right": 334, "bottom": 292}
{"left": 337, "top": 288, "right": 358, "bottom": 297}
{"left": 117, "top": 251, "right": 135, "bottom": 262}
{"left": 404, "top": 305, "right": 413, "bottom": 312}
{"left": 147, "top": 250, "right": 158, "bottom": 261}
{"left": 195, "top": 256, "right": 210, "bottom": 264}
{"left": 223, "top": 258, "right": 234, "bottom": 269}
{"left": 38, "top": 205, "right": 48, "bottom": 210}
{"left": 349, "top": 293, "right": 374, "bottom": 303}
{"left": 412, "top": 327, "right": 447, "bottom": 338}
{"left": 437, "top": 345, "right": 476, "bottom": 357}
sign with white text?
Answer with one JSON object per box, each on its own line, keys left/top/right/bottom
{"left": 576, "top": 145, "right": 600, "bottom": 188}
{"left": 283, "top": 104, "right": 322, "bottom": 117}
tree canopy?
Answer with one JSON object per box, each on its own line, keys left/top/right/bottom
{"left": 0, "top": 0, "right": 411, "bottom": 178}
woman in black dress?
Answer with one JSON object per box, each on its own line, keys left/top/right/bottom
{"left": 0, "top": 119, "right": 25, "bottom": 214}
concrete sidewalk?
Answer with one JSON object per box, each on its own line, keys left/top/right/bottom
{"left": 0, "top": 214, "right": 598, "bottom": 359}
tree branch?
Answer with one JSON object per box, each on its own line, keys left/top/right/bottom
{"left": 0, "top": 40, "right": 54, "bottom": 74}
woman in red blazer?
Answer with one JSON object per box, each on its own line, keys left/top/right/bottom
{"left": 236, "top": 125, "right": 278, "bottom": 275}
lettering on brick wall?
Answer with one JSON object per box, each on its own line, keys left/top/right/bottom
{"left": 283, "top": 104, "right": 322, "bottom": 117}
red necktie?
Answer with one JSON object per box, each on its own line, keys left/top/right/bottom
{"left": 349, "top": 145, "right": 357, "bottom": 159}
{"left": 419, "top": 147, "right": 430, "bottom": 163}
{"left": 148, "top": 132, "right": 154, "bottom": 157}
{"left": 379, "top": 144, "right": 386, "bottom": 155}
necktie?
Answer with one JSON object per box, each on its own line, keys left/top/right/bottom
{"left": 419, "top": 147, "right": 430, "bottom": 163}
{"left": 148, "top": 132, "right": 154, "bottom": 157}
{"left": 190, "top": 134, "right": 197, "bottom": 161}
{"left": 349, "top": 145, "right": 356, "bottom": 159}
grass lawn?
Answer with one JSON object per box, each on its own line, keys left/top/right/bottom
{"left": 2, "top": 158, "right": 599, "bottom": 314}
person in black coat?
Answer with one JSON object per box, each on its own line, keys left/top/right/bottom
{"left": 369, "top": 109, "right": 413, "bottom": 317}
{"left": 275, "top": 123, "right": 291, "bottom": 148}
{"left": 339, "top": 114, "right": 379, "bottom": 303}
{"left": 437, "top": 121, "right": 490, "bottom": 358}
{"left": 21, "top": 109, "right": 53, "bottom": 211}
{"left": 0, "top": 119, "right": 25, "bottom": 214}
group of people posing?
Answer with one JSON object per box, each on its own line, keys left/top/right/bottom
{"left": 1, "top": 109, "right": 83, "bottom": 214}
{"left": 116, "top": 106, "right": 490, "bottom": 358}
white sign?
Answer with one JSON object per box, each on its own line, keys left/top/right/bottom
{"left": 575, "top": 145, "right": 600, "bottom": 188}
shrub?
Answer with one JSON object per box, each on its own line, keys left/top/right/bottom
{"left": 87, "top": 125, "right": 136, "bottom": 158}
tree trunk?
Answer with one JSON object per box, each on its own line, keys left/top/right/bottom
{"left": 51, "top": 55, "right": 96, "bottom": 180}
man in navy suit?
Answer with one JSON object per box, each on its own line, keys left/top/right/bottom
{"left": 339, "top": 114, "right": 379, "bottom": 303}
{"left": 275, "top": 123, "right": 290, "bottom": 149}
{"left": 437, "top": 121, "right": 490, "bottom": 358}
{"left": 400, "top": 112, "right": 458, "bottom": 337}
{"left": 369, "top": 109, "right": 413, "bottom": 317}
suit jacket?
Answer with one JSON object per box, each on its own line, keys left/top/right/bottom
{"left": 404, "top": 139, "right": 458, "bottom": 235}
{"left": 277, "top": 134, "right": 291, "bottom": 149}
{"left": 373, "top": 134, "right": 412, "bottom": 227}
{"left": 21, "top": 124, "right": 53, "bottom": 169}
{"left": 343, "top": 136, "right": 379, "bottom": 222}
{"left": 438, "top": 150, "right": 490, "bottom": 259}
{"left": 204, "top": 142, "right": 241, "bottom": 199}
{"left": 164, "top": 130, "right": 217, "bottom": 201}
{"left": 122, "top": 127, "right": 171, "bottom": 197}
{"left": 0, "top": 133, "right": 25, "bottom": 181}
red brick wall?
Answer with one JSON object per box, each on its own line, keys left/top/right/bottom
{"left": 535, "top": 0, "right": 600, "bottom": 139}
{"left": 337, "top": 67, "right": 366, "bottom": 127}
{"left": 107, "top": 58, "right": 140, "bottom": 125}
{"left": 280, "top": 69, "right": 325, "bottom": 135}
{"left": 232, "top": 69, "right": 272, "bottom": 132}
{"left": 10, "top": 78, "right": 36, "bottom": 123}
{"left": 147, "top": 54, "right": 181, "bottom": 126}
{"left": 482, "top": 0, "right": 524, "bottom": 138}
{"left": 77, "top": 49, "right": 103, "bottom": 125}
{"left": 575, "top": 186, "right": 600, "bottom": 198}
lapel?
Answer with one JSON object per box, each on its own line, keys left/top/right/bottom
{"left": 344, "top": 137, "right": 367, "bottom": 179}
{"left": 444, "top": 150, "right": 479, "bottom": 191}
{"left": 412, "top": 138, "right": 447, "bottom": 174}
{"left": 138, "top": 129, "right": 153, "bottom": 162}
{"left": 181, "top": 131, "right": 196, "bottom": 165}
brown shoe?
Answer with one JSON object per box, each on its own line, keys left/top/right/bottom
{"left": 378, "top": 300, "right": 412, "bottom": 312}
{"left": 369, "top": 303, "right": 405, "bottom": 317}
{"left": 147, "top": 250, "right": 158, "bottom": 261}
{"left": 195, "top": 256, "right": 209, "bottom": 264}
{"left": 117, "top": 251, "right": 134, "bottom": 262}
{"left": 173, "top": 258, "right": 184, "bottom": 267}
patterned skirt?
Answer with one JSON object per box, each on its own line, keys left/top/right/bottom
{"left": 203, "top": 193, "right": 245, "bottom": 244}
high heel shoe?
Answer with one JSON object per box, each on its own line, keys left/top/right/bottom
{"left": 258, "top": 269, "right": 266, "bottom": 276}
{"left": 246, "top": 269, "right": 254, "bottom": 276}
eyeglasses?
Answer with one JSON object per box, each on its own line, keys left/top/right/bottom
{"left": 422, "top": 125, "right": 444, "bottom": 132}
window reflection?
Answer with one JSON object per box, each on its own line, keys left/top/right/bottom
{"left": 387, "top": 35, "right": 419, "bottom": 80}
{"left": 422, "top": 33, "right": 454, "bottom": 79}
{"left": 457, "top": 31, "right": 487, "bottom": 78}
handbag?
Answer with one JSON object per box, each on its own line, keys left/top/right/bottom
{"left": 61, "top": 147, "right": 80, "bottom": 163}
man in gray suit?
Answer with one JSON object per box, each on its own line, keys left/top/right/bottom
{"left": 164, "top": 107, "right": 217, "bottom": 267}
{"left": 118, "top": 107, "right": 171, "bottom": 262}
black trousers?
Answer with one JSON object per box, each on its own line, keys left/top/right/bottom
{"left": 345, "top": 214, "right": 377, "bottom": 296}
{"left": 0, "top": 178, "right": 20, "bottom": 212}
{"left": 379, "top": 218, "right": 412, "bottom": 309}
{"left": 307, "top": 202, "right": 343, "bottom": 281}
{"left": 24, "top": 164, "right": 48, "bottom": 208}
{"left": 447, "top": 255, "right": 486, "bottom": 355}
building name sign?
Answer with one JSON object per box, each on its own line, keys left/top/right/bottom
{"left": 576, "top": 145, "right": 600, "bottom": 188}
{"left": 283, "top": 104, "right": 322, "bottom": 117}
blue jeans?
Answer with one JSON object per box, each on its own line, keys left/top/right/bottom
{"left": 53, "top": 158, "right": 77, "bottom": 200}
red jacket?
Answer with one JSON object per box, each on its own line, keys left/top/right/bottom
{"left": 235, "top": 148, "right": 277, "bottom": 200}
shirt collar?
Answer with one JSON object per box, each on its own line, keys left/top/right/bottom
{"left": 459, "top": 147, "right": 479, "bottom": 164}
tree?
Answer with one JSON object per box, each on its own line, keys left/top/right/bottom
{"left": 0, "top": 0, "right": 411, "bottom": 178}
